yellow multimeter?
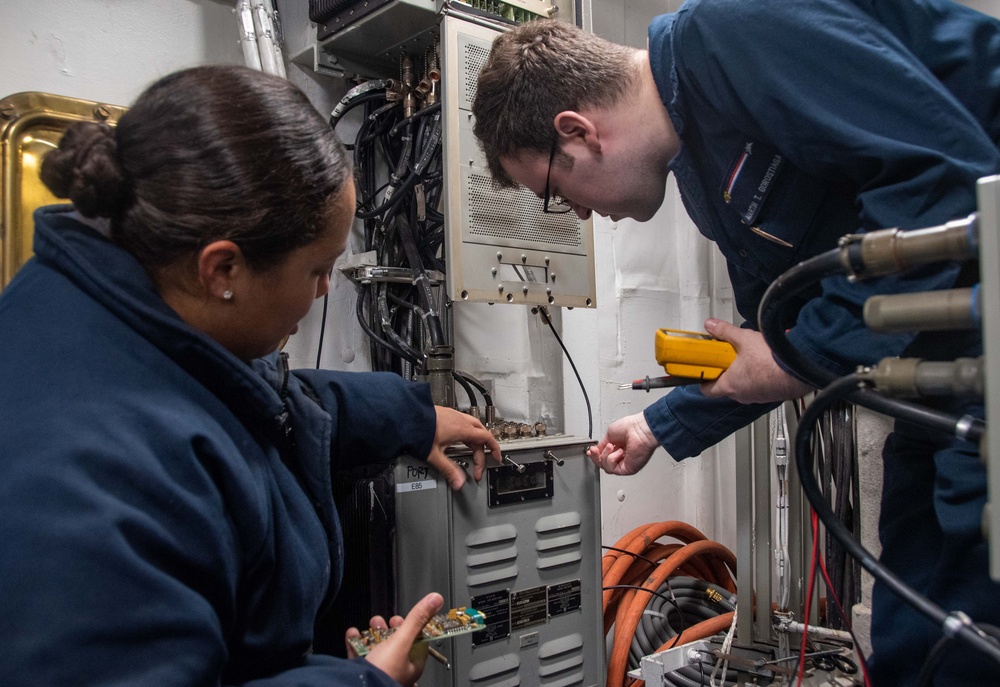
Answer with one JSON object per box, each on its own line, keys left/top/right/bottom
{"left": 654, "top": 328, "right": 736, "bottom": 381}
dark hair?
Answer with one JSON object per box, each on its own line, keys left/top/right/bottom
{"left": 41, "top": 65, "right": 351, "bottom": 271}
{"left": 472, "top": 20, "right": 637, "bottom": 187}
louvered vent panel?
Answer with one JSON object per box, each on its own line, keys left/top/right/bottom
{"left": 536, "top": 512, "right": 583, "bottom": 571}
{"left": 465, "top": 523, "right": 519, "bottom": 587}
{"left": 538, "top": 633, "right": 585, "bottom": 687}
{"left": 469, "top": 653, "right": 521, "bottom": 687}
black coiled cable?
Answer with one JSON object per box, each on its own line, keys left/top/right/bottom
{"left": 796, "top": 374, "right": 1000, "bottom": 668}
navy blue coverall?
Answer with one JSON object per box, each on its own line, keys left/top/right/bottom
{"left": 643, "top": 0, "right": 1000, "bottom": 683}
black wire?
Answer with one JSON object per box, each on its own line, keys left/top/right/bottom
{"left": 316, "top": 292, "right": 329, "bottom": 369}
{"left": 915, "top": 624, "right": 1000, "bottom": 687}
{"left": 757, "top": 248, "right": 844, "bottom": 388}
{"left": 452, "top": 371, "right": 478, "bottom": 410}
{"left": 914, "top": 635, "right": 952, "bottom": 687}
{"left": 815, "top": 508, "right": 870, "bottom": 674}
{"left": 389, "top": 101, "right": 442, "bottom": 137}
{"left": 355, "top": 285, "right": 413, "bottom": 365}
{"left": 756, "top": 246, "right": 986, "bottom": 444}
{"left": 629, "top": 580, "right": 733, "bottom": 668}
{"left": 538, "top": 307, "right": 593, "bottom": 439}
{"left": 329, "top": 90, "right": 385, "bottom": 129}
{"left": 377, "top": 289, "right": 424, "bottom": 363}
{"left": 602, "top": 584, "right": 688, "bottom": 634}
{"left": 394, "top": 214, "right": 445, "bottom": 347}
{"left": 601, "top": 545, "right": 659, "bottom": 572}
{"left": 456, "top": 371, "right": 494, "bottom": 407}
{"left": 796, "top": 375, "right": 1000, "bottom": 667}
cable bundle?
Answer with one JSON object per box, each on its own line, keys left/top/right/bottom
{"left": 630, "top": 577, "right": 737, "bottom": 674}
{"left": 758, "top": 236, "right": 1000, "bottom": 680}
{"left": 602, "top": 521, "right": 738, "bottom": 687}
{"left": 806, "top": 399, "right": 860, "bottom": 631}
{"left": 330, "top": 56, "right": 447, "bottom": 378}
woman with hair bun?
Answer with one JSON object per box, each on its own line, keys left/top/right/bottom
{"left": 0, "top": 65, "right": 499, "bottom": 687}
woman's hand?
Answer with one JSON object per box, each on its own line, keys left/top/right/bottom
{"left": 345, "top": 592, "right": 444, "bottom": 687}
{"left": 427, "top": 407, "right": 502, "bottom": 489}
{"left": 700, "top": 318, "right": 813, "bottom": 403}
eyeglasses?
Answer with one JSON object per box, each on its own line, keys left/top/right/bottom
{"left": 542, "top": 142, "right": 573, "bottom": 214}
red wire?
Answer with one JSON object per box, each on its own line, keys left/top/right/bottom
{"left": 797, "top": 510, "right": 820, "bottom": 686}
{"left": 818, "top": 534, "right": 873, "bottom": 687}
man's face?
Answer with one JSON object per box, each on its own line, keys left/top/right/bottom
{"left": 500, "top": 143, "right": 668, "bottom": 223}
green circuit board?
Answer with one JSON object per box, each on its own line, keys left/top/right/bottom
{"left": 348, "top": 607, "right": 486, "bottom": 656}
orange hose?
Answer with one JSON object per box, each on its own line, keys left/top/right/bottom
{"left": 603, "top": 522, "right": 709, "bottom": 613}
{"left": 604, "top": 544, "right": 684, "bottom": 633}
{"left": 606, "top": 540, "right": 738, "bottom": 687}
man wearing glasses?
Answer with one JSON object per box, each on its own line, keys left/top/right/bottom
{"left": 471, "top": 2, "right": 1000, "bottom": 686}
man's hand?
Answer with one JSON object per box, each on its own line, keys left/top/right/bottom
{"left": 345, "top": 592, "right": 443, "bottom": 687}
{"left": 586, "top": 412, "right": 659, "bottom": 475}
{"left": 427, "top": 407, "right": 502, "bottom": 489}
{"left": 700, "top": 318, "right": 813, "bottom": 403}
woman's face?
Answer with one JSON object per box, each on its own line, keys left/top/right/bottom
{"left": 229, "top": 184, "right": 356, "bottom": 360}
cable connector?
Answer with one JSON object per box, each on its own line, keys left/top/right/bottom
{"left": 773, "top": 403, "right": 789, "bottom": 469}
{"left": 864, "top": 286, "right": 979, "bottom": 333}
{"left": 943, "top": 611, "right": 973, "bottom": 638}
{"left": 838, "top": 213, "right": 978, "bottom": 281}
{"left": 863, "top": 356, "right": 984, "bottom": 399}
{"left": 329, "top": 79, "right": 387, "bottom": 126}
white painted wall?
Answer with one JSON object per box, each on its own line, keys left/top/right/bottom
{"left": 578, "top": 0, "right": 741, "bottom": 555}
{"left": 577, "top": 177, "right": 739, "bottom": 553}
{"left": 0, "top": 0, "right": 245, "bottom": 106}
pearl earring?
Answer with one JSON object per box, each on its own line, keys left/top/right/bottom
{"left": 223, "top": 290, "right": 233, "bottom": 301}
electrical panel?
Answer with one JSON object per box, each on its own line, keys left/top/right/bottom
{"left": 440, "top": 15, "right": 597, "bottom": 308}
{"left": 314, "top": 4, "right": 597, "bottom": 308}
{"left": 329, "top": 437, "right": 605, "bottom": 687}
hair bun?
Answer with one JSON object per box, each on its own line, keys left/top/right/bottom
{"left": 40, "top": 121, "right": 127, "bottom": 219}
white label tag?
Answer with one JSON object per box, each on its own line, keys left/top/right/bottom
{"left": 396, "top": 479, "right": 438, "bottom": 493}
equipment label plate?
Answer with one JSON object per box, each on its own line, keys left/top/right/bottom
{"left": 396, "top": 479, "right": 437, "bottom": 493}
{"left": 471, "top": 589, "right": 511, "bottom": 647}
{"left": 510, "top": 585, "right": 548, "bottom": 631}
{"left": 547, "top": 579, "right": 582, "bottom": 617}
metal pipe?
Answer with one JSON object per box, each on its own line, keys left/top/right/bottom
{"left": 251, "top": 0, "right": 285, "bottom": 76}
{"left": 236, "top": 1, "right": 262, "bottom": 70}
{"left": 777, "top": 620, "right": 854, "bottom": 643}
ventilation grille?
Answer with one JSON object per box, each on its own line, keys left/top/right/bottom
{"left": 535, "top": 512, "right": 583, "bottom": 571}
{"left": 538, "top": 633, "right": 585, "bottom": 687}
{"left": 463, "top": 42, "right": 493, "bottom": 108}
{"left": 465, "top": 524, "right": 519, "bottom": 588}
{"left": 467, "top": 174, "right": 582, "bottom": 247}
{"left": 469, "top": 653, "right": 521, "bottom": 686}
{"left": 309, "top": 0, "right": 365, "bottom": 23}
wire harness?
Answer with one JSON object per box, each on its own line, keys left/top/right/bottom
{"left": 756, "top": 216, "right": 1000, "bottom": 677}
